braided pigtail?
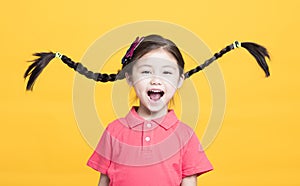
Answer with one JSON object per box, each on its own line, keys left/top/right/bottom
{"left": 184, "top": 41, "right": 270, "bottom": 79}
{"left": 24, "top": 52, "right": 118, "bottom": 91}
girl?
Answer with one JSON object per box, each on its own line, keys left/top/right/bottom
{"left": 24, "top": 34, "right": 270, "bottom": 186}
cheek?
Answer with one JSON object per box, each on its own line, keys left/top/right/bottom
{"left": 131, "top": 74, "right": 152, "bottom": 87}
{"left": 132, "top": 79, "right": 148, "bottom": 94}
{"left": 166, "top": 84, "right": 177, "bottom": 97}
{"left": 161, "top": 76, "right": 180, "bottom": 89}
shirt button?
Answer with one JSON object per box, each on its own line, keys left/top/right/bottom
{"left": 146, "top": 123, "right": 152, "bottom": 128}
{"left": 145, "top": 136, "right": 151, "bottom": 142}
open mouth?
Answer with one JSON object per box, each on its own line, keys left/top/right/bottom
{"left": 147, "top": 90, "right": 164, "bottom": 101}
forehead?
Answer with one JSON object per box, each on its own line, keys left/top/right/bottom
{"left": 135, "top": 48, "right": 178, "bottom": 67}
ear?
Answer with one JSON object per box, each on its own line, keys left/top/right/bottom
{"left": 177, "top": 74, "right": 184, "bottom": 89}
{"left": 125, "top": 72, "right": 133, "bottom": 86}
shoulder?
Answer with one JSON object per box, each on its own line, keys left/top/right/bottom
{"left": 104, "top": 117, "right": 128, "bottom": 133}
{"left": 178, "top": 121, "right": 194, "bottom": 130}
{"left": 175, "top": 120, "right": 196, "bottom": 136}
{"left": 176, "top": 121, "right": 204, "bottom": 149}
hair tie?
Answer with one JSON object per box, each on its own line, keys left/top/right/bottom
{"left": 55, "top": 52, "right": 63, "bottom": 59}
{"left": 233, "top": 41, "right": 241, "bottom": 49}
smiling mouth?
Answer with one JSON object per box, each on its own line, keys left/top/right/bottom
{"left": 147, "top": 90, "right": 164, "bottom": 101}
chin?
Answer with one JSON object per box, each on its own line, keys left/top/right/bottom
{"left": 148, "top": 105, "right": 167, "bottom": 113}
{"left": 143, "top": 101, "right": 169, "bottom": 115}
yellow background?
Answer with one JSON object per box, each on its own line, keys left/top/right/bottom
{"left": 1, "top": 0, "right": 299, "bottom": 185}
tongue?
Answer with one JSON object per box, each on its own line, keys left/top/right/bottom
{"left": 149, "top": 93, "right": 161, "bottom": 101}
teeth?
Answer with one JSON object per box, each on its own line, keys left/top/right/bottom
{"left": 149, "top": 90, "right": 162, "bottom": 93}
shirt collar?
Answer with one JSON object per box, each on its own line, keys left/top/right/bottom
{"left": 125, "top": 107, "right": 179, "bottom": 130}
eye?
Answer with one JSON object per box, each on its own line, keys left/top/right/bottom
{"left": 141, "top": 70, "right": 151, "bottom": 74}
{"left": 163, "top": 71, "right": 173, "bottom": 75}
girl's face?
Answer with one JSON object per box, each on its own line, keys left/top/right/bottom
{"left": 126, "top": 48, "right": 184, "bottom": 118}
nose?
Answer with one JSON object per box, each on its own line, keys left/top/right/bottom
{"left": 150, "top": 76, "right": 162, "bottom": 85}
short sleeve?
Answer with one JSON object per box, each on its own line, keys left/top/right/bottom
{"left": 87, "top": 129, "right": 112, "bottom": 174}
{"left": 182, "top": 133, "right": 213, "bottom": 178}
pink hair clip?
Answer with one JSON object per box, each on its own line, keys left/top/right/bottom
{"left": 122, "top": 37, "right": 144, "bottom": 65}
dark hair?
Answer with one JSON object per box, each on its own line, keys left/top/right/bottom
{"left": 24, "top": 35, "right": 270, "bottom": 91}
{"left": 118, "top": 34, "right": 185, "bottom": 79}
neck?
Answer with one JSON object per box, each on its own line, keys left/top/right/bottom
{"left": 136, "top": 105, "right": 168, "bottom": 120}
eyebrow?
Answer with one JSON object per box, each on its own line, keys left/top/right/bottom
{"left": 135, "top": 64, "right": 178, "bottom": 70}
{"left": 161, "top": 65, "right": 177, "bottom": 69}
{"left": 136, "top": 64, "right": 152, "bottom": 69}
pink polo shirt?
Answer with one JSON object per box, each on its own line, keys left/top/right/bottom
{"left": 87, "top": 107, "right": 213, "bottom": 186}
